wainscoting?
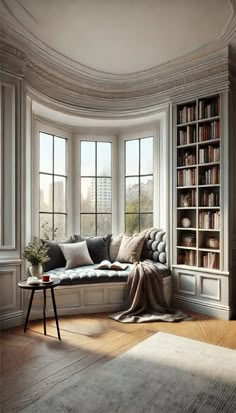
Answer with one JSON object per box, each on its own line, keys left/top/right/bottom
{"left": 22, "top": 276, "right": 172, "bottom": 320}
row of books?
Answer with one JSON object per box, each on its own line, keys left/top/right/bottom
{"left": 199, "top": 166, "right": 219, "bottom": 185}
{"left": 178, "top": 190, "right": 196, "bottom": 207}
{"left": 199, "top": 98, "right": 220, "bottom": 120}
{"left": 201, "top": 252, "right": 219, "bottom": 269}
{"left": 199, "top": 190, "right": 219, "bottom": 207}
{"left": 178, "top": 126, "right": 196, "bottom": 145}
{"left": 199, "top": 146, "right": 220, "bottom": 164}
{"left": 198, "top": 121, "right": 220, "bottom": 141}
{"left": 178, "top": 105, "right": 196, "bottom": 124}
{"left": 177, "top": 169, "right": 196, "bottom": 186}
{"left": 198, "top": 211, "right": 220, "bottom": 229}
{"left": 178, "top": 152, "right": 196, "bottom": 167}
{"left": 177, "top": 250, "right": 196, "bottom": 266}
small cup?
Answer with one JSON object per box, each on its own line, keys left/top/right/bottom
{"left": 42, "top": 274, "right": 50, "bottom": 282}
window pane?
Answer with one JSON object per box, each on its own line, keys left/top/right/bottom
{"left": 140, "top": 137, "right": 153, "bottom": 175}
{"left": 125, "top": 214, "right": 139, "bottom": 235}
{"left": 125, "top": 140, "right": 139, "bottom": 175}
{"left": 40, "top": 133, "right": 53, "bottom": 173}
{"left": 40, "top": 174, "right": 53, "bottom": 212}
{"left": 97, "top": 214, "right": 112, "bottom": 236}
{"left": 80, "top": 214, "right": 96, "bottom": 236}
{"left": 126, "top": 177, "right": 139, "bottom": 212}
{"left": 40, "top": 213, "right": 53, "bottom": 240}
{"left": 97, "top": 178, "right": 112, "bottom": 212}
{"left": 81, "top": 141, "right": 95, "bottom": 176}
{"left": 54, "top": 176, "right": 66, "bottom": 213}
{"left": 54, "top": 137, "right": 66, "bottom": 175}
{"left": 140, "top": 176, "right": 153, "bottom": 212}
{"left": 97, "top": 142, "right": 111, "bottom": 176}
{"left": 81, "top": 178, "right": 96, "bottom": 213}
{"left": 140, "top": 214, "right": 153, "bottom": 231}
{"left": 54, "top": 214, "right": 66, "bottom": 241}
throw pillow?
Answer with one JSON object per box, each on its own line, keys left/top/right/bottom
{"left": 59, "top": 241, "right": 94, "bottom": 270}
{"left": 109, "top": 233, "right": 123, "bottom": 262}
{"left": 41, "top": 238, "right": 72, "bottom": 271}
{"left": 71, "top": 234, "right": 111, "bottom": 264}
{"left": 116, "top": 233, "right": 145, "bottom": 264}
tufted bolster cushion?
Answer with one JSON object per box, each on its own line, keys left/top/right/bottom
{"left": 141, "top": 229, "right": 167, "bottom": 264}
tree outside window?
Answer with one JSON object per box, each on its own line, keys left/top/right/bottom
{"left": 125, "top": 137, "right": 153, "bottom": 234}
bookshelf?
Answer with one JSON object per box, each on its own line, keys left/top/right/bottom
{"left": 175, "top": 95, "right": 221, "bottom": 271}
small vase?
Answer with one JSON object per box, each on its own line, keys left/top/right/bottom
{"left": 29, "top": 263, "right": 43, "bottom": 278}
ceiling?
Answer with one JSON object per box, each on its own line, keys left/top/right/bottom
{"left": 4, "top": 0, "right": 232, "bottom": 75}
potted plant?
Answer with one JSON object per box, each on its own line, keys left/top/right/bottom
{"left": 23, "top": 239, "right": 49, "bottom": 278}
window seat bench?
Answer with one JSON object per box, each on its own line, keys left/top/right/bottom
{"left": 23, "top": 229, "right": 172, "bottom": 320}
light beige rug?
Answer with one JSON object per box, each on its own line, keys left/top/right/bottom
{"left": 21, "top": 332, "right": 236, "bottom": 413}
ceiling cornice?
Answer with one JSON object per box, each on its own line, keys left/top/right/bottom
{"left": 0, "top": 0, "right": 234, "bottom": 113}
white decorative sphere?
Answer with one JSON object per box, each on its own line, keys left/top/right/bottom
{"left": 181, "top": 217, "right": 191, "bottom": 228}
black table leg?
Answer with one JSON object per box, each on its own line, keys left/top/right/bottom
{"left": 24, "top": 290, "right": 35, "bottom": 332}
{"left": 43, "top": 289, "right": 46, "bottom": 336}
{"left": 51, "top": 288, "right": 61, "bottom": 340}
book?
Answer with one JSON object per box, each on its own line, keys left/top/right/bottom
{"left": 96, "top": 260, "right": 128, "bottom": 271}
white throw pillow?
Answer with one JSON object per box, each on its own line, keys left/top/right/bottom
{"left": 59, "top": 241, "right": 94, "bottom": 270}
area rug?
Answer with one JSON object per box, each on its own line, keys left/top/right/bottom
{"left": 21, "top": 332, "right": 236, "bottom": 413}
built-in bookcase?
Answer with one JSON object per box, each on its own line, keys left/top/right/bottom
{"left": 175, "top": 95, "right": 221, "bottom": 270}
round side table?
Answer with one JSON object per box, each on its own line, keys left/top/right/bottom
{"left": 18, "top": 278, "right": 61, "bottom": 340}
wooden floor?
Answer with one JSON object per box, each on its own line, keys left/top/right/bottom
{"left": 1, "top": 312, "right": 236, "bottom": 413}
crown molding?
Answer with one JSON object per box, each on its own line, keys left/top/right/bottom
{"left": 0, "top": 1, "right": 233, "bottom": 113}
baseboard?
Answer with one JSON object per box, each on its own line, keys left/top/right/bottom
{"left": 172, "top": 296, "right": 231, "bottom": 320}
{"left": 0, "top": 311, "right": 25, "bottom": 329}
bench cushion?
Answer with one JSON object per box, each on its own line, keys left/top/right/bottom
{"left": 46, "top": 260, "right": 170, "bottom": 286}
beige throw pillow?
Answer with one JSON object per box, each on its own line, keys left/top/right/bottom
{"left": 59, "top": 241, "right": 94, "bottom": 270}
{"left": 109, "top": 233, "right": 123, "bottom": 262}
{"left": 116, "top": 234, "right": 145, "bottom": 264}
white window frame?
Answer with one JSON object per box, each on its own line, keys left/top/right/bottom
{"left": 33, "top": 119, "right": 73, "bottom": 239}
{"left": 73, "top": 133, "right": 117, "bottom": 236}
{"left": 119, "top": 127, "right": 159, "bottom": 232}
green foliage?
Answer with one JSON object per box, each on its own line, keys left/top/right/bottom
{"left": 23, "top": 239, "right": 49, "bottom": 265}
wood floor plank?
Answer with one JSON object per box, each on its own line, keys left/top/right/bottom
{"left": 1, "top": 311, "right": 236, "bottom": 413}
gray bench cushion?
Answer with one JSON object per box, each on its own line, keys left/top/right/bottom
{"left": 46, "top": 260, "right": 170, "bottom": 286}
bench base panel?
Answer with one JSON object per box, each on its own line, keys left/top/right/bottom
{"left": 23, "top": 276, "right": 172, "bottom": 320}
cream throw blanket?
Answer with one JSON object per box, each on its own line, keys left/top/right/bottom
{"left": 110, "top": 260, "right": 190, "bottom": 323}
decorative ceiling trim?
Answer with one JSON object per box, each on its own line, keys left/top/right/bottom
{"left": 0, "top": 1, "right": 232, "bottom": 113}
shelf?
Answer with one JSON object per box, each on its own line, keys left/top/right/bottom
{"left": 198, "top": 206, "right": 220, "bottom": 209}
{"left": 198, "top": 162, "right": 220, "bottom": 167}
{"left": 198, "top": 184, "right": 220, "bottom": 188}
{"left": 177, "top": 246, "right": 197, "bottom": 250}
{"left": 198, "top": 115, "right": 220, "bottom": 123}
{"left": 177, "top": 185, "right": 196, "bottom": 189}
{"left": 198, "top": 138, "right": 220, "bottom": 146}
{"left": 177, "top": 165, "right": 197, "bottom": 169}
{"left": 177, "top": 227, "right": 196, "bottom": 230}
{"left": 198, "top": 248, "right": 220, "bottom": 253}
{"left": 177, "top": 120, "right": 197, "bottom": 127}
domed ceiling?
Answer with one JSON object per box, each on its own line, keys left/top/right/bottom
{"left": 3, "top": 0, "right": 232, "bottom": 75}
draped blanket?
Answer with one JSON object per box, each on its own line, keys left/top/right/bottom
{"left": 110, "top": 260, "right": 190, "bottom": 323}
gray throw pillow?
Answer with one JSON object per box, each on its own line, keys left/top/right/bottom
{"left": 109, "top": 233, "right": 123, "bottom": 262}
{"left": 71, "top": 234, "right": 112, "bottom": 264}
{"left": 116, "top": 233, "right": 145, "bottom": 264}
{"left": 59, "top": 241, "right": 94, "bottom": 270}
{"left": 41, "top": 238, "right": 72, "bottom": 271}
